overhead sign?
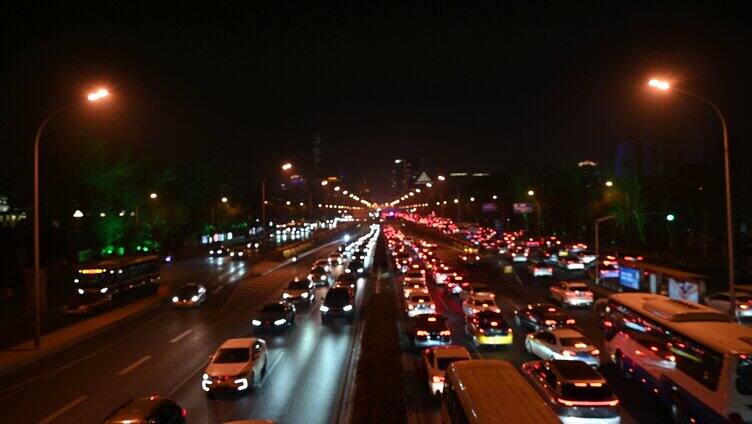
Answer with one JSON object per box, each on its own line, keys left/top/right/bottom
{"left": 414, "top": 172, "right": 433, "bottom": 185}
{"left": 619, "top": 266, "right": 640, "bottom": 290}
{"left": 513, "top": 203, "right": 533, "bottom": 214}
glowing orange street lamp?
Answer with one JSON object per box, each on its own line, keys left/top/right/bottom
{"left": 648, "top": 77, "right": 736, "bottom": 315}
{"left": 262, "top": 162, "right": 293, "bottom": 222}
{"left": 33, "top": 87, "right": 111, "bottom": 348}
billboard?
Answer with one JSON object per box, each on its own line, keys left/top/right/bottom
{"left": 619, "top": 266, "right": 640, "bottom": 290}
{"left": 513, "top": 203, "right": 533, "bottom": 214}
{"left": 482, "top": 203, "right": 497, "bottom": 213}
{"left": 668, "top": 278, "right": 700, "bottom": 303}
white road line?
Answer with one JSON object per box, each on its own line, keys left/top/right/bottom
{"left": 116, "top": 355, "right": 152, "bottom": 376}
{"left": 264, "top": 351, "right": 285, "bottom": 380}
{"left": 168, "top": 360, "right": 206, "bottom": 397}
{"left": 211, "top": 285, "right": 225, "bottom": 294}
{"left": 170, "top": 329, "right": 193, "bottom": 343}
{"left": 37, "top": 395, "right": 88, "bottom": 424}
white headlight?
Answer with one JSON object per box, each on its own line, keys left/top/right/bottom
{"left": 172, "top": 296, "right": 179, "bottom": 302}
{"left": 209, "top": 250, "right": 215, "bottom": 254}
{"left": 320, "top": 305, "right": 330, "bottom": 312}
{"left": 234, "top": 377, "right": 248, "bottom": 391}
{"left": 301, "top": 292, "right": 309, "bottom": 298}
{"left": 78, "top": 288, "right": 84, "bottom": 295}
{"left": 343, "top": 305, "right": 353, "bottom": 311}
{"left": 252, "top": 319, "right": 262, "bottom": 326}
{"left": 100, "top": 287, "right": 108, "bottom": 294}
{"left": 203, "top": 373, "right": 209, "bottom": 380}
{"left": 357, "top": 268, "right": 363, "bottom": 273}
{"left": 282, "top": 292, "right": 290, "bottom": 299}
{"left": 274, "top": 318, "right": 287, "bottom": 326}
{"left": 230, "top": 252, "right": 235, "bottom": 257}
{"left": 191, "top": 295, "right": 199, "bottom": 302}
{"left": 320, "top": 275, "right": 327, "bottom": 280}
{"left": 238, "top": 251, "right": 243, "bottom": 256}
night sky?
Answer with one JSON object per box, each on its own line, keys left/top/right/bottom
{"left": 2, "top": 2, "right": 750, "bottom": 201}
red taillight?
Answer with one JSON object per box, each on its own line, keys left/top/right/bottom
{"left": 545, "top": 320, "right": 557, "bottom": 326}
{"left": 603, "top": 320, "right": 613, "bottom": 328}
{"left": 490, "top": 321, "right": 498, "bottom": 327}
{"left": 440, "top": 330, "right": 451, "bottom": 336}
{"left": 566, "top": 319, "right": 576, "bottom": 325}
{"left": 416, "top": 330, "right": 428, "bottom": 336}
{"left": 182, "top": 408, "right": 187, "bottom": 417}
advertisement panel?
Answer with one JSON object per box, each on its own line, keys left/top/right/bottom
{"left": 513, "top": 203, "right": 533, "bottom": 214}
{"left": 619, "top": 266, "right": 640, "bottom": 290}
{"left": 668, "top": 278, "right": 700, "bottom": 303}
{"left": 482, "top": 203, "right": 497, "bottom": 213}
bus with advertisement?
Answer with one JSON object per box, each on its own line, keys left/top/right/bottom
{"left": 601, "top": 292, "right": 752, "bottom": 424}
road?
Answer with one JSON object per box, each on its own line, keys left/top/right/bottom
{"left": 0, "top": 226, "right": 370, "bottom": 423}
{"left": 393, "top": 223, "right": 672, "bottom": 424}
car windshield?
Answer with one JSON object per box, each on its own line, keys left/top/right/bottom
{"left": 287, "top": 280, "right": 309, "bottom": 289}
{"left": 474, "top": 299, "right": 494, "bottom": 306}
{"left": 213, "top": 348, "right": 249, "bottom": 364}
{"left": 737, "top": 356, "right": 752, "bottom": 395}
{"left": 72, "top": 293, "right": 106, "bottom": 303}
{"left": 473, "top": 285, "right": 491, "bottom": 292}
{"left": 561, "top": 383, "right": 614, "bottom": 401}
{"left": 178, "top": 285, "right": 198, "bottom": 296}
{"left": 412, "top": 295, "right": 431, "bottom": 303}
{"left": 326, "top": 289, "right": 351, "bottom": 304}
{"left": 567, "top": 284, "right": 588, "bottom": 291}
{"left": 560, "top": 337, "right": 590, "bottom": 347}
{"left": 406, "top": 272, "right": 423, "bottom": 278}
{"left": 476, "top": 312, "right": 507, "bottom": 327}
{"left": 437, "top": 357, "right": 466, "bottom": 371}
{"left": 261, "top": 304, "right": 286, "bottom": 313}
{"left": 416, "top": 316, "right": 446, "bottom": 331}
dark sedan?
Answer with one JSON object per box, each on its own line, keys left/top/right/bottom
{"left": 514, "top": 303, "right": 576, "bottom": 332}
{"left": 252, "top": 302, "right": 296, "bottom": 332}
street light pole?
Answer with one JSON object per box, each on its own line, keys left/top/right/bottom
{"left": 649, "top": 79, "right": 736, "bottom": 315}
{"left": 594, "top": 215, "right": 616, "bottom": 286}
{"left": 261, "top": 162, "right": 292, "bottom": 224}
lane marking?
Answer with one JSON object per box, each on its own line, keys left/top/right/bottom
{"left": 167, "top": 360, "right": 207, "bottom": 397}
{"left": 170, "top": 329, "right": 193, "bottom": 343}
{"left": 37, "top": 395, "right": 87, "bottom": 424}
{"left": 264, "top": 351, "right": 285, "bottom": 379}
{"left": 116, "top": 355, "right": 152, "bottom": 376}
{"left": 211, "top": 285, "right": 225, "bottom": 294}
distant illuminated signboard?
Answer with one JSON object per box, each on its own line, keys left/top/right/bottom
{"left": 482, "top": 203, "right": 497, "bottom": 213}
{"left": 513, "top": 203, "right": 533, "bottom": 214}
{"left": 619, "top": 267, "right": 640, "bottom": 290}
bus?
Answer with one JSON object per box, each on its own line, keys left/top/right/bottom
{"left": 440, "top": 359, "right": 560, "bottom": 424}
{"left": 602, "top": 292, "right": 752, "bottom": 424}
{"left": 74, "top": 255, "right": 161, "bottom": 297}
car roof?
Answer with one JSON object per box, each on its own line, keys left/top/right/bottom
{"left": 431, "top": 345, "right": 471, "bottom": 358}
{"left": 219, "top": 338, "right": 256, "bottom": 349}
{"left": 548, "top": 360, "right": 603, "bottom": 381}
{"left": 469, "top": 293, "right": 494, "bottom": 300}
{"left": 550, "top": 328, "right": 584, "bottom": 338}
{"left": 104, "top": 396, "right": 163, "bottom": 422}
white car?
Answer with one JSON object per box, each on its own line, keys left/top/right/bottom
{"left": 202, "top": 338, "right": 268, "bottom": 396}
{"left": 557, "top": 256, "right": 585, "bottom": 271}
{"left": 550, "top": 281, "right": 593, "bottom": 307}
{"left": 704, "top": 291, "right": 752, "bottom": 319}
{"left": 524, "top": 328, "right": 600, "bottom": 367}
{"left": 403, "top": 281, "right": 429, "bottom": 299}
{"left": 421, "top": 345, "right": 472, "bottom": 395}
{"left": 405, "top": 293, "right": 436, "bottom": 317}
{"left": 462, "top": 293, "right": 501, "bottom": 317}
{"left": 528, "top": 262, "right": 554, "bottom": 277}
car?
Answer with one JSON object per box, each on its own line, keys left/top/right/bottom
{"left": 528, "top": 262, "right": 554, "bottom": 277}
{"left": 327, "top": 252, "right": 342, "bottom": 265}
{"left": 403, "top": 269, "right": 426, "bottom": 284}
{"left": 521, "top": 360, "right": 621, "bottom": 424}
{"left": 313, "top": 259, "right": 330, "bottom": 270}
{"left": 557, "top": 255, "right": 585, "bottom": 271}
{"left": 282, "top": 278, "right": 315, "bottom": 305}
{"left": 421, "top": 345, "right": 471, "bottom": 395}
{"left": 412, "top": 314, "right": 452, "bottom": 348}
{"left": 345, "top": 260, "right": 366, "bottom": 277}
{"left": 103, "top": 396, "right": 186, "bottom": 423}
{"left": 406, "top": 293, "right": 436, "bottom": 317}
{"left": 459, "top": 282, "right": 494, "bottom": 300}
{"left": 514, "top": 303, "right": 576, "bottom": 331}
{"left": 63, "top": 292, "right": 112, "bottom": 316}
{"left": 510, "top": 248, "right": 529, "bottom": 263}
{"left": 444, "top": 273, "right": 470, "bottom": 295}
{"left": 704, "top": 291, "right": 752, "bottom": 320}
{"left": 524, "top": 328, "right": 600, "bottom": 367}
{"left": 598, "top": 262, "right": 620, "bottom": 279}
{"left": 465, "top": 311, "right": 513, "bottom": 346}
{"left": 403, "top": 281, "right": 429, "bottom": 299}
{"left": 432, "top": 263, "right": 452, "bottom": 285}
{"left": 172, "top": 283, "right": 208, "bottom": 308}
{"left": 459, "top": 254, "right": 482, "bottom": 267}
{"left": 202, "top": 338, "right": 268, "bottom": 396}
{"left": 320, "top": 287, "right": 355, "bottom": 323}
{"left": 209, "top": 245, "right": 228, "bottom": 257}
{"left": 229, "top": 246, "right": 248, "bottom": 260}
{"left": 462, "top": 293, "right": 501, "bottom": 317}
{"left": 309, "top": 265, "right": 332, "bottom": 286}
{"left": 550, "top": 281, "right": 594, "bottom": 308}
{"left": 251, "top": 302, "right": 295, "bottom": 331}
{"left": 333, "top": 274, "right": 358, "bottom": 292}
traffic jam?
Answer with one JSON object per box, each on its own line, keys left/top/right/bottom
{"left": 383, "top": 216, "right": 752, "bottom": 424}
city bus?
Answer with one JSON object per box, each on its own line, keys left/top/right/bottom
{"left": 602, "top": 292, "right": 752, "bottom": 424}
{"left": 74, "top": 255, "right": 161, "bottom": 296}
{"left": 440, "top": 359, "right": 560, "bottom": 424}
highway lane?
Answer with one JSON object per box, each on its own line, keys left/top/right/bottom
{"left": 0, "top": 226, "right": 370, "bottom": 423}
{"left": 395, "top": 225, "right": 671, "bottom": 424}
